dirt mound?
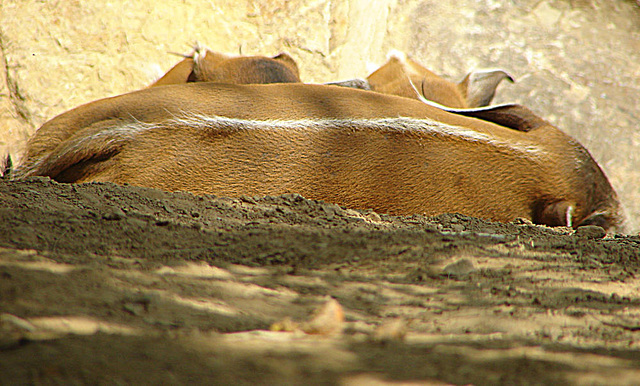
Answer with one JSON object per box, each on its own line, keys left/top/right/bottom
{"left": 1, "top": 177, "right": 640, "bottom": 384}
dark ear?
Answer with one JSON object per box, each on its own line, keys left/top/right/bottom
{"left": 538, "top": 200, "right": 576, "bottom": 228}
{"left": 459, "top": 69, "right": 514, "bottom": 107}
{"left": 272, "top": 53, "right": 300, "bottom": 79}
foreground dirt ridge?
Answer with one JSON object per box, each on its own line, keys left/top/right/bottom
{"left": 1, "top": 177, "right": 640, "bottom": 384}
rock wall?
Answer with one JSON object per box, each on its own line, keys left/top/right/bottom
{"left": 1, "top": 0, "right": 638, "bottom": 232}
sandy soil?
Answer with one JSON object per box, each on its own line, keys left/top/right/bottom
{"left": 1, "top": 1, "right": 640, "bottom": 384}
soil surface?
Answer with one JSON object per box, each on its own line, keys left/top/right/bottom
{"left": 1, "top": 177, "right": 640, "bottom": 384}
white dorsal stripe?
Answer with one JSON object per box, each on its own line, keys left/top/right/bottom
{"left": 165, "top": 114, "right": 544, "bottom": 156}
{"left": 17, "top": 114, "right": 545, "bottom": 179}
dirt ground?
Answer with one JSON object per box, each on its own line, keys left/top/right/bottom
{"left": 1, "top": 177, "right": 640, "bottom": 384}
{"left": 1, "top": 1, "right": 640, "bottom": 384}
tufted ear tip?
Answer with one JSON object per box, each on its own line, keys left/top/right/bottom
{"left": 323, "top": 78, "right": 372, "bottom": 90}
{"left": 386, "top": 49, "right": 408, "bottom": 62}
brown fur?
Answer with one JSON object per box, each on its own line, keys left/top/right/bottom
{"left": 149, "top": 48, "right": 301, "bottom": 87}
{"left": 366, "top": 55, "right": 513, "bottom": 108}
{"left": 14, "top": 82, "right": 624, "bottom": 231}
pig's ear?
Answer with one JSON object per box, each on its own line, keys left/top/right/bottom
{"left": 538, "top": 200, "right": 576, "bottom": 228}
{"left": 149, "top": 58, "right": 196, "bottom": 87}
{"left": 458, "top": 69, "right": 514, "bottom": 107}
{"left": 192, "top": 48, "right": 229, "bottom": 82}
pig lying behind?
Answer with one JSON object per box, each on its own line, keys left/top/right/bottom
{"left": 149, "top": 46, "right": 301, "bottom": 87}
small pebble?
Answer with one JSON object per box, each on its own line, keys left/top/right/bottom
{"left": 451, "top": 224, "right": 465, "bottom": 232}
{"left": 442, "top": 258, "right": 476, "bottom": 277}
{"left": 269, "top": 298, "right": 345, "bottom": 336}
{"left": 270, "top": 317, "right": 298, "bottom": 332}
{"left": 301, "top": 298, "right": 345, "bottom": 336}
{"left": 512, "top": 217, "right": 533, "bottom": 225}
{"left": 575, "top": 225, "right": 606, "bottom": 239}
{"left": 372, "top": 317, "right": 408, "bottom": 343}
{"left": 103, "top": 208, "right": 126, "bottom": 221}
